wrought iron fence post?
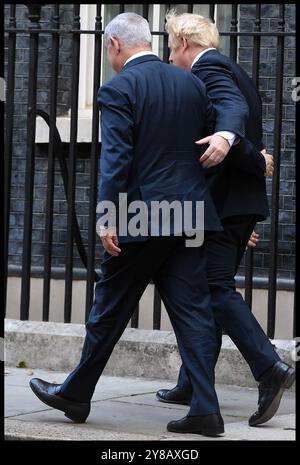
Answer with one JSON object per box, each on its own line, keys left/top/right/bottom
{"left": 229, "top": 4, "right": 238, "bottom": 61}
{"left": 85, "top": 5, "right": 102, "bottom": 319}
{"left": 4, "top": 5, "right": 16, "bottom": 316}
{"left": 209, "top": 4, "right": 215, "bottom": 23}
{"left": 42, "top": 5, "right": 60, "bottom": 321}
{"left": 20, "top": 4, "right": 41, "bottom": 320}
{"left": 267, "top": 5, "right": 286, "bottom": 338}
{"left": 64, "top": 5, "right": 81, "bottom": 323}
{"left": 153, "top": 287, "right": 162, "bottom": 330}
{"left": 244, "top": 4, "right": 262, "bottom": 310}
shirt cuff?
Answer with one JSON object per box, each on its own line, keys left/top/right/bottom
{"left": 215, "top": 131, "right": 237, "bottom": 147}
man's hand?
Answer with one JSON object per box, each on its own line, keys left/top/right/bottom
{"left": 196, "top": 134, "right": 231, "bottom": 168}
{"left": 100, "top": 227, "right": 121, "bottom": 256}
{"left": 245, "top": 230, "right": 259, "bottom": 250}
{"left": 261, "top": 148, "right": 274, "bottom": 177}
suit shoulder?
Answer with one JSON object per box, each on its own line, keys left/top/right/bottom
{"left": 102, "top": 71, "right": 134, "bottom": 91}
{"left": 98, "top": 72, "right": 136, "bottom": 102}
{"left": 197, "top": 50, "right": 222, "bottom": 63}
{"left": 197, "top": 51, "right": 234, "bottom": 73}
{"left": 166, "top": 62, "right": 206, "bottom": 85}
{"left": 200, "top": 51, "right": 253, "bottom": 84}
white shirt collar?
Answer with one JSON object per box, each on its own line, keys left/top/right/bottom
{"left": 123, "top": 51, "right": 157, "bottom": 67}
{"left": 191, "top": 48, "right": 217, "bottom": 69}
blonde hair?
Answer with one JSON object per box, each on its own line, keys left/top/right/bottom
{"left": 165, "top": 10, "right": 219, "bottom": 49}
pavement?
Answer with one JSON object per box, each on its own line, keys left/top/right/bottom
{"left": 5, "top": 367, "right": 296, "bottom": 441}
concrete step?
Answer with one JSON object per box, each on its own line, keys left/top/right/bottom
{"left": 5, "top": 319, "right": 296, "bottom": 389}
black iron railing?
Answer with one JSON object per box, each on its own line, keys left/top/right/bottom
{"left": 4, "top": 4, "right": 296, "bottom": 338}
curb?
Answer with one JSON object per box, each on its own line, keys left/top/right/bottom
{"left": 5, "top": 319, "right": 295, "bottom": 389}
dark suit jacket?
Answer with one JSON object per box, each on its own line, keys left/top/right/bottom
{"left": 97, "top": 55, "right": 222, "bottom": 242}
{"left": 192, "top": 49, "right": 269, "bottom": 221}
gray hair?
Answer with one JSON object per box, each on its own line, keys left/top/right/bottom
{"left": 104, "top": 13, "right": 152, "bottom": 48}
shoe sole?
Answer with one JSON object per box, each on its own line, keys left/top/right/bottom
{"left": 29, "top": 381, "right": 89, "bottom": 423}
{"left": 167, "top": 424, "right": 225, "bottom": 437}
{"left": 64, "top": 412, "right": 87, "bottom": 423}
{"left": 156, "top": 393, "right": 190, "bottom": 406}
{"left": 249, "top": 367, "right": 295, "bottom": 427}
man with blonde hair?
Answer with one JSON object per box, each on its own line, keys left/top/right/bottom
{"left": 157, "top": 11, "right": 295, "bottom": 430}
{"left": 165, "top": 11, "right": 243, "bottom": 166}
{"left": 166, "top": 11, "right": 220, "bottom": 49}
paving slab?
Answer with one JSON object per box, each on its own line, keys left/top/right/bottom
{"left": 5, "top": 367, "right": 295, "bottom": 441}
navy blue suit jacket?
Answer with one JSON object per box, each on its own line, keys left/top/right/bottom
{"left": 97, "top": 55, "right": 222, "bottom": 242}
{"left": 192, "top": 49, "right": 269, "bottom": 221}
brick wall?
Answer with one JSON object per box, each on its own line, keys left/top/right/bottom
{"left": 5, "top": 4, "right": 104, "bottom": 270}
{"left": 5, "top": 4, "right": 296, "bottom": 282}
{"left": 237, "top": 3, "right": 296, "bottom": 280}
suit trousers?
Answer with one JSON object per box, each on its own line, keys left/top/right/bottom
{"left": 59, "top": 235, "right": 220, "bottom": 416}
{"left": 177, "top": 215, "right": 280, "bottom": 395}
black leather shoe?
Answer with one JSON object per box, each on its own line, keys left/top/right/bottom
{"left": 249, "top": 361, "right": 295, "bottom": 427}
{"left": 29, "top": 378, "right": 90, "bottom": 423}
{"left": 167, "top": 414, "right": 224, "bottom": 437}
{"left": 156, "top": 386, "right": 191, "bottom": 405}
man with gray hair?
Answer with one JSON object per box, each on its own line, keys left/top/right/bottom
{"left": 29, "top": 12, "right": 227, "bottom": 437}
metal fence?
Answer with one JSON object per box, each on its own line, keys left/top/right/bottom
{"left": 4, "top": 4, "right": 296, "bottom": 337}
